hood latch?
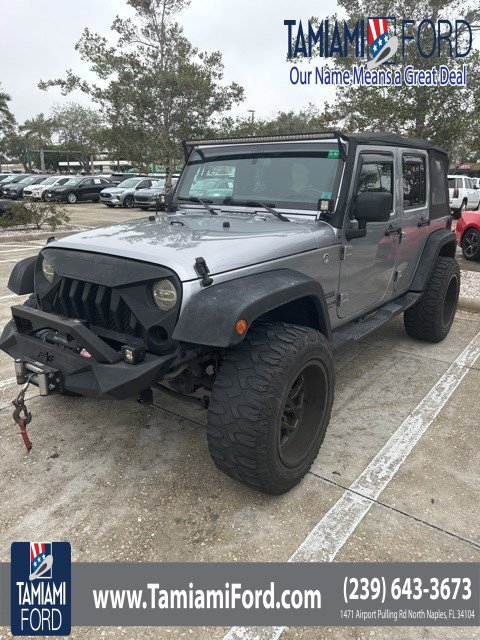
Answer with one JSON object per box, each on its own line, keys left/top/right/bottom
{"left": 194, "top": 257, "right": 213, "bottom": 287}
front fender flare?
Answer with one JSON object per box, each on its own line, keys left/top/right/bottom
{"left": 173, "top": 269, "right": 332, "bottom": 348}
{"left": 8, "top": 255, "right": 37, "bottom": 295}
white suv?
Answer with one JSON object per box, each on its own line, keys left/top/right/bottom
{"left": 448, "top": 174, "right": 480, "bottom": 217}
{"left": 23, "top": 176, "right": 71, "bottom": 200}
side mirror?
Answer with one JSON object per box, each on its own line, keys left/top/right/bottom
{"left": 345, "top": 192, "right": 392, "bottom": 241}
{"left": 356, "top": 191, "right": 392, "bottom": 223}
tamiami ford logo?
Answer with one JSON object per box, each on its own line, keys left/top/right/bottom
{"left": 284, "top": 17, "right": 472, "bottom": 87}
{"left": 11, "top": 542, "right": 71, "bottom": 636}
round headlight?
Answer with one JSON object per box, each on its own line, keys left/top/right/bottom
{"left": 42, "top": 258, "right": 55, "bottom": 283}
{"left": 152, "top": 279, "right": 177, "bottom": 310}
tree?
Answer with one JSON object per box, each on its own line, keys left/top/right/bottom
{"left": 220, "top": 104, "right": 331, "bottom": 138}
{"left": 0, "top": 83, "right": 15, "bottom": 137}
{"left": 51, "top": 103, "right": 104, "bottom": 150}
{"left": 324, "top": 0, "right": 480, "bottom": 161}
{"left": 39, "top": 0, "right": 244, "bottom": 182}
{"left": 20, "top": 113, "right": 54, "bottom": 146}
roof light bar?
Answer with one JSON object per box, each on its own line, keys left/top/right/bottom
{"left": 182, "top": 131, "right": 349, "bottom": 162}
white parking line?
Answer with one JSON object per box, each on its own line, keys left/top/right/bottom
{"left": 0, "top": 247, "right": 38, "bottom": 254}
{"left": 224, "top": 330, "right": 480, "bottom": 640}
{"left": 0, "top": 294, "right": 19, "bottom": 301}
{"left": 0, "top": 377, "right": 16, "bottom": 390}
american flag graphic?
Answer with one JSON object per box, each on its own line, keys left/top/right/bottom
{"left": 367, "top": 18, "right": 390, "bottom": 57}
{"left": 30, "top": 542, "right": 52, "bottom": 579}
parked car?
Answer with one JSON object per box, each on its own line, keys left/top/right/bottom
{"left": 45, "top": 176, "right": 112, "bottom": 204}
{"left": 134, "top": 177, "right": 178, "bottom": 210}
{"left": 456, "top": 209, "right": 480, "bottom": 261}
{"left": 2, "top": 175, "right": 49, "bottom": 200}
{"left": 189, "top": 177, "right": 233, "bottom": 199}
{"left": 448, "top": 174, "right": 480, "bottom": 217}
{"left": 1, "top": 131, "right": 459, "bottom": 495}
{"left": 100, "top": 177, "right": 156, "bottom": 208}
{"left": 23, "top": 176, "right": 72, "bottom": 200}
{"left": 0, "top": 174, "right": 30, "bottom": 197}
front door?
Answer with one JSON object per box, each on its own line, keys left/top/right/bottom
{"left": 338, "top": 150, "right": 399, "bottom": 319}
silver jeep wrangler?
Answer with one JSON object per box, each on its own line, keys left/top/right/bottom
{"left": 1, "top": 132, "right": 459, "bottom": 494}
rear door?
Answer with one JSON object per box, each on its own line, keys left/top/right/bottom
{"left": 78, "top": 178, "right": 94, "bottom": 200}
{"left": 394, "top": 150, "right": 428, "bottom": 292}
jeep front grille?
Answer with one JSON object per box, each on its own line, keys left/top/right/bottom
{"left": 50, "top": 278, "right": 142, "bottom": 338}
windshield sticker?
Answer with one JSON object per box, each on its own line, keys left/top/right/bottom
{"left": 321, "top": 191, "right": 333, "bottom": 199}
{"left": 327, "top": 150, "right": 340, "bottom": 159}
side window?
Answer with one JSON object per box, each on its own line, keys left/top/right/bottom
{"left": 357, "top": 161, "right": 393, "bottom": 195}
{"left": 403, "top": 157, "right": 426, "bottom": 208}
{"left": 138, "top": 180, "right": 150, "bottom": 189}
{"left": 81, "top": 179, "right": 93, "bottom": 187}
{"left": 429, "top": 151, "right": 450, "bottom": 219}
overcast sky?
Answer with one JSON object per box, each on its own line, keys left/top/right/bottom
{"left": 1, "top": 0, "right": 338, "bottom": 125}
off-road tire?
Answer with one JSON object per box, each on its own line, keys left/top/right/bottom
{"left": 461, "top": 228, "right": 480, "bottom": 261}
{"left": 404, "top": 257, "right": 460, "bottom": 343}
{"left": 206, "top": 322, "right": 334, "bottom": 494}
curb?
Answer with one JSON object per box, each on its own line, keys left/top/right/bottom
{"left": 458, "top": 296, "right": 480, "bottom": 315}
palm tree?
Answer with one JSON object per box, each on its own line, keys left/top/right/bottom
{"left": 0, "top": 83, "right": 15, "bottom": 134}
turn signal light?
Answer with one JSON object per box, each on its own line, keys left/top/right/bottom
{"left": 235, "top": 319, "right": 248, "bottom": 335}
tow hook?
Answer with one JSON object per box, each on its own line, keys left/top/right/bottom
{"left": 12, "top": 377, "right": 33, "bottom": 451}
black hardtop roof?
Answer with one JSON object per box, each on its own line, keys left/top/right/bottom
{"left": 183, "top": 130, "right": 448, "bottom": 160}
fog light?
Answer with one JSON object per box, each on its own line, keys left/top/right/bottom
{"left": 121, "top": 345, "right": 146, "bottom": 365}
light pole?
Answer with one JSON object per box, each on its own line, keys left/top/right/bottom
{"left": 247, "top": 109, "right": 256, "bottom": 126}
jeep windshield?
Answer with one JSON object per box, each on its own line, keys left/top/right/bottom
{"left": 176, "top": 142, "right": 342, "bottom": 212}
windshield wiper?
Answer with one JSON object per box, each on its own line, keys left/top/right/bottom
{"left": 177, "top": 196, "right": 218, "bottom": 215}
{"left": 223, "top": 198, "right": 290, "bottom": 222}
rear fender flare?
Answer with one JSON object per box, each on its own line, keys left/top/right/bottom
{"left": 410, "top": 229, "right": 457, "bottom": 293}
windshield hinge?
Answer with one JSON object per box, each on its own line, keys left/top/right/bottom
{"left": 194, "top": 257, "right": 213, "bottom": 287}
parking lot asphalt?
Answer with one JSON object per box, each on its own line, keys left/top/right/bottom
{"left": 0, "top": 208, "right": 479, "bottom": 640}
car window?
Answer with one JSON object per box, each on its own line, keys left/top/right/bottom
{"left": 58, "top": 178, "right": 69, "bottom": 185}
{"left": 64, "top": 177, "right": 83, "bottom": 186}
{"left": 403, "top": 157, "right": 426, "bottom": 208}
{"left": 357, "top": 161, "right": 393, "bottom": 195}
{"left": 82, "top": 179, "right": 94, "bottom": 187}
{"left": 117, "top": 178, "right": 140, "bottom": 188}
{"left": 432, "top": 160, "right": 449, "bottom": 206}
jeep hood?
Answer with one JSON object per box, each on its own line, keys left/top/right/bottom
{"left": 51, "top": 213, "right": 334, "bottom": 281}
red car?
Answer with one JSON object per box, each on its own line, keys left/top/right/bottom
{"left": 456, "top": 210, "right": 480, "bottom": 261}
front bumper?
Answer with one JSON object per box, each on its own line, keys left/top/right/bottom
{"left": 1, "top": 305, "right": 175, "bottom": 399}
{"left": 100, "top": 196, "right": 120, "bottom": 205}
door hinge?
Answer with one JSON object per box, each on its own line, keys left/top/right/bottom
{"left": 394, "top": 269, "right": 403, "bottom": 283}
{"left": 337, "top": 292, "right": 349, "bottom": 306}
{"left": 340, "top": 245, "right": 352, "bottom": 261}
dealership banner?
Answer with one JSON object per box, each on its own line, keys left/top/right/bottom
{"left": 1, "top": 558, "right": 479, "bottom": 633}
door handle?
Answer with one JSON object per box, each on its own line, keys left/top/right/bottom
{"left": 417, "top": 218, "right": 431, "bottom": 228}
{"left": 384, "top": 225, "right": 402, "bottom": 237}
